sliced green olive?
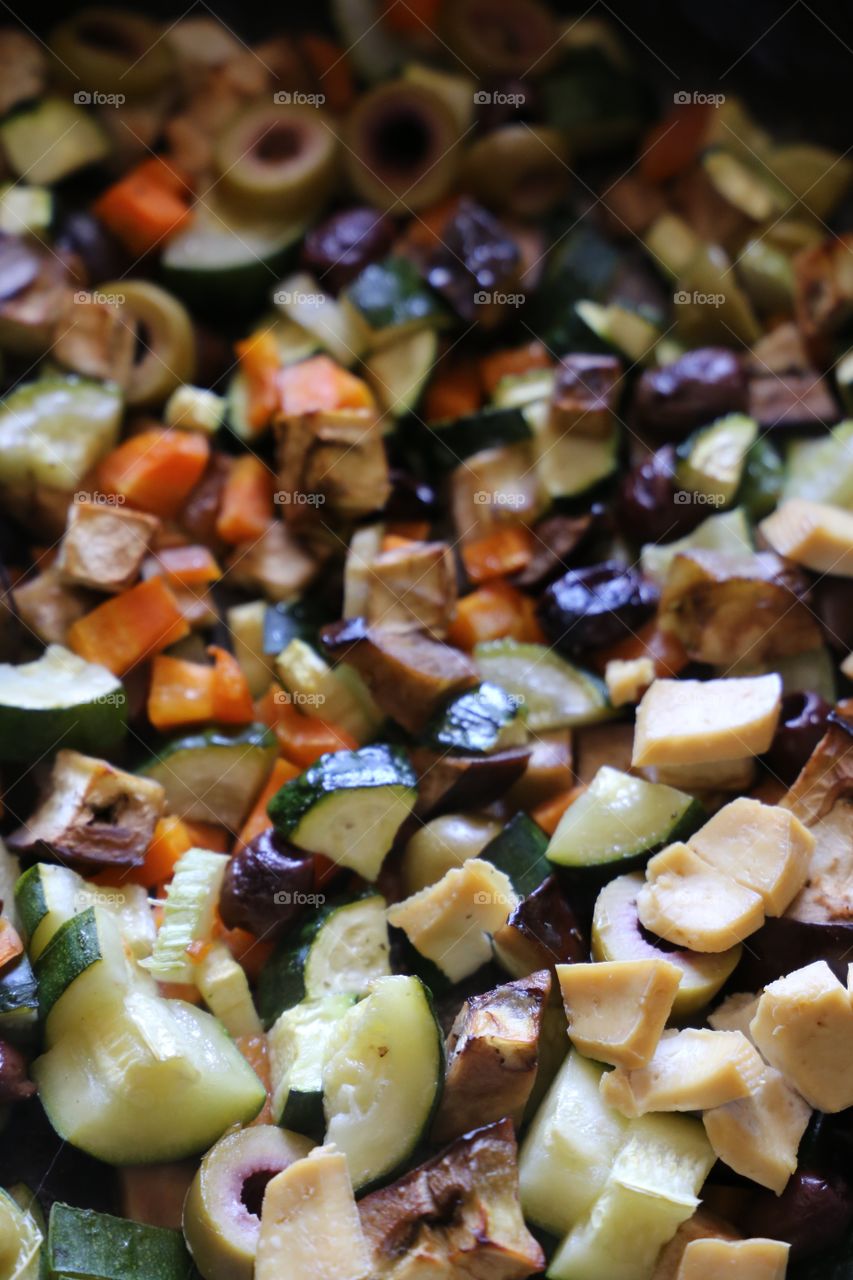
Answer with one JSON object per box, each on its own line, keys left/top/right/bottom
{"left": 215, "top": 103, "right": 339, "bottom": 220}
{"left": 100, "top": 280, "right": 195, "bottom": 407}
{"left": 50, "top": 8, "right": 174, "bottom": 97}
{"left": 344, "top": 80, "right": 460, "bottom": 213}
{"left": 183, "top": 1125, "right": 312, "bottom": 1280}
{"left": 466, "top": 125, "right": 569, "bottom": 217}
{"left": 443, "top": 0, "right": 559, "bottom": 77}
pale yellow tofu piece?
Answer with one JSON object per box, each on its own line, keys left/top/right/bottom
{"left": 652, "top": 1209, "right": 742, "bottom": 1280}
{"left": 642, "top": 755, "right": 757, "bottom": 793}
{"left": 600, "top": 1028, "right": 764, "bottom": 1117}
{"left": 605, "top": 657, "right": 656, "bottom": 708}
{"left": 688, "top": 797, "right": 814, "bottom": 916}
{"left": 677, "top": 1237, "right": 789, "bottom": 1280}
{"left": 760, "top": 497, "right": 853, "bottom": 577}
{"left": 637, "top": 843, "right": 766, "bottom": 953}
{"left": 255, "top": 1145, "right": 370, "bottom": 1280}
{"left": 708, "top": 992, "right": 761, "bottom": 1042}
{"left": 842, "top": 651, "right": 853, "bottom": 681}
{"left": 750, "top": 961, "right": 853, "bottom": 1112}
{"left": 557, "top": 959, "right": 682, "bottom": 1068}
{"left": 632, "top": 675, "right": 782, "bottom": 767}
{"left": 386, "top": 858, "right": 517, "bottom": 983}
{"left": 703, "top": 1067, "right": 811, "bottom": 1194}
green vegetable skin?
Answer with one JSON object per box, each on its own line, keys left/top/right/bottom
{"left": 0, "top": 646, "right": 126, "bottom": 762}
{"left": 47, "top": 1203, "right": 193, "bottom": 1280}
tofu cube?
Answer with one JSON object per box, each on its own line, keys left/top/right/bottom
{"left": 637, "top": 842, "right": 766, "bottom": 953}
{"left": 760, "top": 498, "right": 853, "bottom": 577}
{"left": 688, "top": 797, "right": 814, "bottom": 916}
{"left": 605, "top": 656, "right": 655, "bottom": 707}
{"left": 57, "top": 500, "right": 159, "bottom": 593}
{"left": 557, "top": 959, "right": 682, "bottom": 1068}
{"left": 632, "top": 675, "right": 782, "bottom": 767}
{"left": 676, "top": 1237, "right": 789, "bottom": 1279}
{"left": 703, "top": 1067, "right": 811, "bottom": 1194}
{"left": 600, "top": 1028, "right": 765, "bottom": 1117}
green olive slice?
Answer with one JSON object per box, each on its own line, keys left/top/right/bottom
{"left": 443, "top": 0, "right": 559, "bottom": 78}
{"left": 50, "top": 8, "right": 174, "bottom": 97}
{"left": 344, "top": 80, "right": 460, "bottom": 213}
{"left": 100, "top": 280, "right": 195, "bottom": 408}
{"left": 466, "top": 125, "right": 569, "bottom": 217}
{"left": 216, "top": 103, "right": 339, "bottom": 220}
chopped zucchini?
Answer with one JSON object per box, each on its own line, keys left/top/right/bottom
{"left": 257, "top": 895, "right": 390, "bottom": 1027}
{"left": 274, "top": 639, "right": 381, "bottom": 743}
{"left": 342, "top": 256, "right": 447, "bottom": 348}
{"left": 0, "top": 374, "right": 121, "bottom": 495}
{"left": 0, "top": 1185, "right": 42, "bottom": 1280}
{"left": 480, "top": 813, "right": 550, "bottom": 897}
{"left": 15, "top": 862, "right": 153, "bottom": 963}
{"left": 363, "top": 326, "right": 438, "bottom": 419}
{"left": 783, "top": 421, "right": 853, "bottom": 509}
{"left": 268, "top": 994, "right": 357, "bottom": 1137}
{"left": 546, "top": 766, "right": 701, "bottom": 876}
{"left": 425, "top": 681, "right": 526, "bottom": 754}
{"left": 576, "top": 300, "right": 661, "bottom": 364}
{"left": 0, "top": 952, "right": 38, "bottom": 1041}
{"left": 474, "top": 640, "right": 610, "bottom": 732}
{"left": 677, "top": 414, "right": 758, "bottom": 507}
{"left": 34, "top": 906, "right": 135, "bottom": 1037}
{"left": 426, "top": 405, "right": 531, "bottom": 470}
{"left": 164, "top": 384, "right": 225, "bottom": 435}
{"left": 268, "top": 745, "right": 417, "bottom": 880}
{"left": 47, "top": 1203, "right": 193, "bottom": 1280}
{"left": 227, "top": 601, "right": 275, "bottom": 698}
{"left": 141, "top": 848, "right": 228, "bottom": 985}
{"left": 0, "top": 183, "right": 52, "bottom": 238}
{"left": 492, "top": 368, "right": 556, "bottom": 409}
{"left": 323, "top": 974, "right": 443, "bottom": 1189}
{"left": 526, "top": 398, "right": 620, "bottom": 499}
{"left": 0, "top": 644, "right": 126, "bottom": 763}
{"left": 274, "top": 272, "right": 370, "bottom": 366}
{"left": 195, "top": 942, "right": 261, "bottom": 1039}
{"left": 139, "top": 725, "right": 277, "bottom": 830}
{"left": 640, "top": 506, "right": 753, "bottom": 585}
{"left": 0, "top": 98, "right": 109, "bottom": 184}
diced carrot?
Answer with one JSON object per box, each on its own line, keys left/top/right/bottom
{"left": 92, "top": 159, "right": 194, "bottom": 257}
{"left": 0, "top": 919, "right": 23, "bottom": 971}
{"left": 215, "top": 456, "right": 275, "bottom": 544}
{"left": 448, "top": 581, "right": 544, "bottom": 650}
{"left": 137, "top": 815, "right": 194, "bottom": 886}
{"left": 216, "top": 919, "right": 274, "bottom": 984}
{"left": 480, "top": 342, "right": 551, "bottom": 396}
{"left": 298, "top": 34, "right": 355, "bottom": 112}
{"left": 158, "top": 982, "right": 203, "bottom": 1004}
{"left": 385, "top": 520, "right": 431, "bottom": 541}
{"left": 208, "top": 645, "right": 255, "bottom": 725}
{"left": 148, "top": 653, "right": 215, "bottom": 729}
{"left": 639, "top": 102, "right": 713, "bottom": 184}
{"left": 461, "top": 524, "right": 535, "bottom": 584}
{"left": 235, "top": 757, "right": 301, "bottom": 853}
{"left": 423, "top": 358, "right": 482, "bottom": 422}
{"left": 593, "top": 619, "right": 689, "bottom": 679}
{"left": 532, "top": 785, "right": 586, "bottom": 836}
{"left": 235, "top": 329, "right": 282, "bottom": 431}
{"left": 255, "top": 685, "right": 359, "bottom": 768}
{"left": 278, "top": 354, "right": 374, "bottom": 416}
{"left": 236, "top": 1032, "right": 273, "bottom": 1124}
{"left": 98, "top": 428, "right": 210, "bottom": 520}
{"left": 68, "top": 577, "right": 189, "bottom": 675}
{"left": 186, "top": 938, "right": 212, "bottom": 962}
{"left": 183, "top": 821, "right": 231, "bottom": 853}
{"left": 154, "top": 544, "right": 221, "bottom": 586}
{"left": 132, "top": 156, "right": 194, "bottom": 198}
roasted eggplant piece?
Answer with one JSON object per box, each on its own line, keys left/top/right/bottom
{"left": 493, "top": 874, "right": 587, "bottom": 978}
{"left": 633, "top": 347, "right": 748, "bottom": 439}
{"left": 749, "top": 370, "right": 838, "bottom": 432}
{"left": 218, "top": 830, "right": 315, "bottom": 943}
{"left": 795, "top": 232, "right": 853, "bottom": 364}
{"left": 358, "top": 1117, "right": 544, "bottom": 1279}
{"left": 763, "top": 691, "right": 831, "bottom": 785}
{"left": 9, "top": 749, "right": 165, "bottom": 872}
{"left": 426, "top": 198, "right": 521, "bottom": 326}
{"left": 550, "top": 352, "right": 621, "bottom": 438}
{"left": 513, "top": 514, "right": 593, "bottom": 592}
{"left": 659, "top": 549, "right": 821, "bottom": 665}
{"left": 783, "top": 712, "right": 853, "bottom": 825}
{"left": 343, "top": 538, "right": 457, "bottom": 638}
{"left": 506, "top": 729, "right": 573, "bottom": 810}
{"left": 431, "top": 970, "right": 551, "bottom": 1144}
{"left": 56, "top": 500, "right": 160, "bottom": 594}
{"left": 410, "top": 745, "right": 530, "bottom": 817}
{"left": 321, "top": 619, "right": 479, "bottom": 735}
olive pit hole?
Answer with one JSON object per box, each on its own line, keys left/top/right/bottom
{"left": 371, "top": 109, "right": 432, "bottom": 172}
{"left": 254, "top": 125, "right": 304, "bottom": 165}
{"left": 241, "top": 1169, "right": 279, "bottom": 1218}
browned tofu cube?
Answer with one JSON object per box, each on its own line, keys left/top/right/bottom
{"left": 56, "top": 500, "right": 160, "bottom": 593}
{"left": 550, "top": 353, "right": 621, "bottom": 438}
{"left": 53, "top": 296, "right": 135, "bottom": 385}
{"left": 275, "top": 408, "right": 390, "bottom": 525}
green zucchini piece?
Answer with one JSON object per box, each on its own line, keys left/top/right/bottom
{"left": 425, "top": 682, "right": 526, "bottom": 754}
{"left": 526, "top": 399, "right": 620, "bottom": 499}
{"left": 274, "top": 272, "right": 370, "bottom": 366}
{"left": 342, "top": 257, "right": 447, "bottom": 347}
{"left": 364, "top": 326, "right": 438, "bottom": 420}
{"left": 0, "top": 1185, "right": 42, "bottom": 1280}
{"left": 480, "top": 813, "right": 550, "bottom": 897}
{"left": 0, "top": 183, "right": 52, "bottom": 239}
{"left": 331, "top": 0, "right": 404, "bottom": 81}
{"left": 783, "top": 421, "right": 853, "bottom": 509}
{"left": 736, "top": 436, "right": 784, "bottom": 521}
{"left": 474, "top": 641, "right": 610, "bottom": 732}
{"left": 546, "top": 766, "right": 701, "bottom": 875}
{"left": 34, "top": 906, "right": 131, "bottom": 1033}
{"left": 15, "top": 863, "right": 154, "bottom": 963}
{"left": 195, "top": 943, "right": 261, "bottom": 1039}
{"left": 426, "top": 405, "right": 531, "bottom": 470}
{"left": 0, "top": 953, "right": 38, "bottom": 1040}
{"left": 268, "top": 994, "right": 357, "bottom": 1137}
{"left": 227, "top": 601, "right": 275, "bottom": 699}
{"left": 323, "top": 974, "right": 443, "bottom": 1189}
{"left": 677, "top": 413, "right": 758, "bottom": 507}
{"left": 140, "top": 848, "right": 228, "bottom": 985}
{"left": 776, "top": 646, "right": 836, "bottom": 703}
{"left": 640, "top": 506, "right": 753, "bottom": 586}
{"left": 0, "top": 99, "right": 109, "bottom": 184}
{"left": 0, "top": 645, "right": 126, "bottom": 763}
{"left": 492, "top": 369, "right": 556, "bottom": 409}
{"left": 268, "top": 745, "right": 417, "bottom": 880}
{"left": 263, "top": 599, "right": 326, "bottom": 655}
{"left": 47, "top": 1202, "right": 193, "bottom": 1280}
{"left": 257, "top": 895, "right": 390, "bottom": 1027}
{"left": 576, "top": 300, "right": 661, "bottom": 364}
{"left": 139, "top": 724, "right": 277, "bottom": 830}
{"left": 542, "top": 49, "right": 649, "bottom": 152}
{"left": 0, "top": 374, "right": 121, "bottom": 495}
{"left": 274, "top": 639, "right": 381, "bottom": 743}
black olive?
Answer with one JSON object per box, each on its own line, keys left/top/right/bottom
{"left": 616, "top": 445, "right": 704, "bottom": 545}
{"left": 813, "top": 575, "right": 853, "bottom": 654}
{"left": 538, "top": 561, "right": 659, "bottom": 653}
{"left": 425, "top": 198, "right": 520, "bottom": 322}
{"left": 219, "top": 829, "right": 315, "bottom": 942}
{"left": 382, "top": 469, "right": 438, "bottom": 522}
{"left": 763, "top": 690, "right": 831, "bottom": 785}
{"left": 301, "top": 206, "right": 396, "bottom": 293}
{"left": 746, "top": 1169, "right": 853, "bottom": 1261}
{"left": 633, "top": 347, "right": 748, "bottom": 439}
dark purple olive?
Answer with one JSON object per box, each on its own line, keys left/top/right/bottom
{"left": 813, "top": 575, "right": 853, "bottom": 654}
{"left": 538, "top": 561, "right": 658, "bottom": 653}
{"left": 54, "top": 210, "right": 126, "bottom": 284}
{"left": 475, "top": 78, "right": 540, "bottom": 131}
{"left": 0, "top": 234, "right": 41, "bottom": 301}
{"left": 382, "top": 469, "right": 438, "bottom": 522}
{"left": 0, "top": 1038, "right": 36, "bottom": 1104}
{"left": 617, "top": 445, "right": 704, "bottom": 544}
{"left": 514, "top": 513, "right": 594, "bottom": 591}
{"left": 634, "top": 347, "right": 748, "bottom": 439}
{"left": 746, "top": 1169, "right": 853, "bottom": 1261}
{"left": 426, "top": 197, "right": 520, "bottom": 322}
{"left": 219, "top": 829, "right": 315, "bottom": 942}
{"left": 301, "top": 206, "right": 395, "bottom": 293}
{"left": 763, "top": 690, "right": 831, "bottom": 785}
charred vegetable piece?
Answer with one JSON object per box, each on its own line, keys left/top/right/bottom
{"left": 275, "top": 408, "right": 390, "bottom": 523}
{"left": 432, "top": 971, "right": 550, "bottom": 1143}
{"left": 219, "top": 830, "right": 315, "bottom": 943}
{"left": 551, "top": 352, "right": 621, "bottom": 438}
{"left": 302, "top": 206, "right": 396, "bottom": 292}
{"left": 763, "top": 690, "right": 831, "bottom": 785}
{"left": 9, "top": 749, "right": 164, "bottom": 872}
{"left": 410, "top": 744, "right": 531, "bottom": 817}
{"left": 343, "top": 255, "right": 447, "bottom": 344}
{"left": 514, "top": 514, "right": 594, "bottom": 591}
{"left": 634, "top": 347, "right": 748, "bottom": 439}
{"left": 56, "top": 499, "right": 159, "bottom": 594}
{"left": 425, "top": 681, "right": 525, "bottom": 754}
{"left": 425, "top": 198, "right": 521, "bottom": 324}
{"left": 539, "top": 561, "right": 659, "bottom": 655}
{"left": 492, "top": 873, "right": 587, "bottom": 978}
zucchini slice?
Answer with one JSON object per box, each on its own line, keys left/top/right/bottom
{"left": 363, "top": 326, "right": 439, "bottom": 419}
{"left": 0, "top": 644, "right": 126, "bottom": 763}
{"left": 480, "top": 812, "right": 550, "bottom": 897}
{"left": 0, "top": 374, "right": 121, "bottom": 495}
{"left": 268, "top": 745, "right": 417, "bottom": 880}
{"left": 15, "top": 863, "right": 154, "bottom": 963}
{"left": 474, "top": 640, "right": 610, "bottom": 732}
{"left": 323, "top": 975, "right": 443, "bottom": 1189}
{"left": 640, "top": 506, "right": 753, "bottom": 587}
{"left": 268, "top": 994, "right": 357, "bottom": 1137}
{"left": 525, "top": 398, "right": 620, "bottom": 500}
{"left": 47, "top": 1203, "right": 192, "bottom": 1280}
{"left": 342, "top": 256, "right": 447, "bottom": 347}
{"left": 257, "top": 895, "right": 390, "bottom": 1027}
{"left": 0, "top": 1186, "right": 42, "bottom": 1280}
{"left": 426, "top": 405, "right": 531, "bottom": 470}
{"left": 425, "top": 681, "right": 526, "bottom": 755}
{"left": 0, "top": 98, "right": 109, "bottom": 184}
{"left": 34, "top": 906, "right": 135, "bottom": 1038}
{"left": 546, "top": 766, "right": 702, "bottom": 875}
{"left": 139, "top": 724, "right": 277, "bottom": 830}
{"left": 274, "top": 639, "right": 381, "bottom": 743}
{"left": 0, "top": 953, "right": 38, "bottom": 1041}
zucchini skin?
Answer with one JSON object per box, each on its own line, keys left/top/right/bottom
{"left": 268, "top": 744, "right": 417, "bottom": 835}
